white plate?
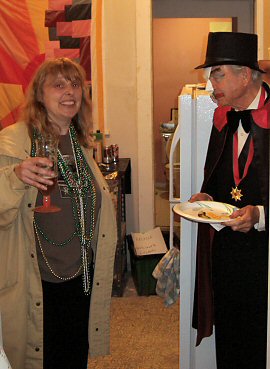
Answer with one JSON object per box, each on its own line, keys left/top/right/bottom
{"left": 173, "top": 201, "right": 237, "bottom": 224}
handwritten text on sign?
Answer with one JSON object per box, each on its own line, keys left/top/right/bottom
{"left": 131, "top": 227, "right": 167, "bottom": 256}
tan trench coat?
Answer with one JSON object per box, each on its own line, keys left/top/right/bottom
{"left": 0, "top": 122, "right": 117, "bottom": 369}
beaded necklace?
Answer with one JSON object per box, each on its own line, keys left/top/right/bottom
{"left": 32, "top": 124, "right": 96, "bottom": 294}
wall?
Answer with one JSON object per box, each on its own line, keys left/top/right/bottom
{"left": 153, "top": 18, "right": 230, "bottom": 184}
{"left": 264, "top": 0, "right": 270, "bottom": 58}
{"left": 153, "top": 0, "right": 253, "bottom": 30}
{"left": 102, "top": 1, "right": 154, "bottom": 233}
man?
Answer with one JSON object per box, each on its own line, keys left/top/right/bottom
{"left": 191, "top": 32, "right": 270, "bottom": 369}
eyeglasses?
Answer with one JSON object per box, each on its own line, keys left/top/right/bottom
{"left": 209, "top": 68, "right": 225, "bottom": 82}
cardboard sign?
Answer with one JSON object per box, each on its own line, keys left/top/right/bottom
{"left": 131, "top": 227, "right": 168, "bottom": 256}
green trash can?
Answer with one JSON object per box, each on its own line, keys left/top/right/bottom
{"left": 127, "top": 235, "right": 167, "bottom": 296}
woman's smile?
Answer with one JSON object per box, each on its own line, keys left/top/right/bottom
{"left": 42, "top": 73, "right": 83, "bottom": 130}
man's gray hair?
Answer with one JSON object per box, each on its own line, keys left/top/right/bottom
{"left": 230, "top": 65, "right": 262, "bottom": 83}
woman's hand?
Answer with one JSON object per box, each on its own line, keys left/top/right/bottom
{"left": 222, "top": 205, "right": 259, "bottom": 233}
{"left": 14, "top": 157, "right": 55, "bottom": 191}
{"left": 189, "top": 192, "right": 213, "bottom": 203}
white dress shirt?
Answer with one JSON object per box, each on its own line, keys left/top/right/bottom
{"left": 237, "top": 88, "right": 265, "bottom": 231}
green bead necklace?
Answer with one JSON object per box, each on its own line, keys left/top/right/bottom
{"left": 32, "top": 124, "right": 96, "bottom": 295}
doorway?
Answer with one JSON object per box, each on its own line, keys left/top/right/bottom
{"left": 153, "top": 18, "right": 232, "bottom": 231}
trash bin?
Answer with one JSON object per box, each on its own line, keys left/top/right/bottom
{"left": 127, "top": 235, "right": 167, "bottom": 296}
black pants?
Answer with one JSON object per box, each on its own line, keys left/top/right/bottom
{"left": 42, "top": 275, "right": 91, "bottom": 369}
{"left": 212, "top": 229, "right": 268, "bottom": 369}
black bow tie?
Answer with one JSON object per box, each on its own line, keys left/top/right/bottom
{"left": 227, "top": 109, "right": 252, "bottom": 133}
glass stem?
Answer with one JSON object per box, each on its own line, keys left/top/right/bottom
{"left": 43, "top": 195, "right": 51, "bottom": 208}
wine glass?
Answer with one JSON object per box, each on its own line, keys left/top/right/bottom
{"left": 34, "top": 135, "right": 61, "bottom": 213}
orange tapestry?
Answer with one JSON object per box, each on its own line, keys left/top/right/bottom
{"left": 0, "top": 0, "right": 49, "bottom": 128}
{"left": 0, "top": 0, "right": 92, "bottom": 129}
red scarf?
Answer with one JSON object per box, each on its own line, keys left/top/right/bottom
{"left": 213, "top": 87, "right": 269, "bottom": 195}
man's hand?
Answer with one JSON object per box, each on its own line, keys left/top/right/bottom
{"left": 222, "top": 205, "right": 259, "bottom": 233}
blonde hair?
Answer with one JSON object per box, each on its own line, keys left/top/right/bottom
{"left": 22, "top": 57, "right": 93, "bottom": 147}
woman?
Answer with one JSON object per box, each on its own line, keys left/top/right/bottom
{"left": 0, "top": 58, "right": 117, "bottom": 369}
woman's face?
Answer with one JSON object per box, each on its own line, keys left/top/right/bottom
{"left": 41, "top": 72, "right": 83, "bottom": 129}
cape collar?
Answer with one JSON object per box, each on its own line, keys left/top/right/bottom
{"left": 213, "top": 82, "right": 270, "bottom": 132}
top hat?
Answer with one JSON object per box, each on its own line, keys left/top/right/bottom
{"left": 195, "top": 32, "right": 265, "bottom": 73}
